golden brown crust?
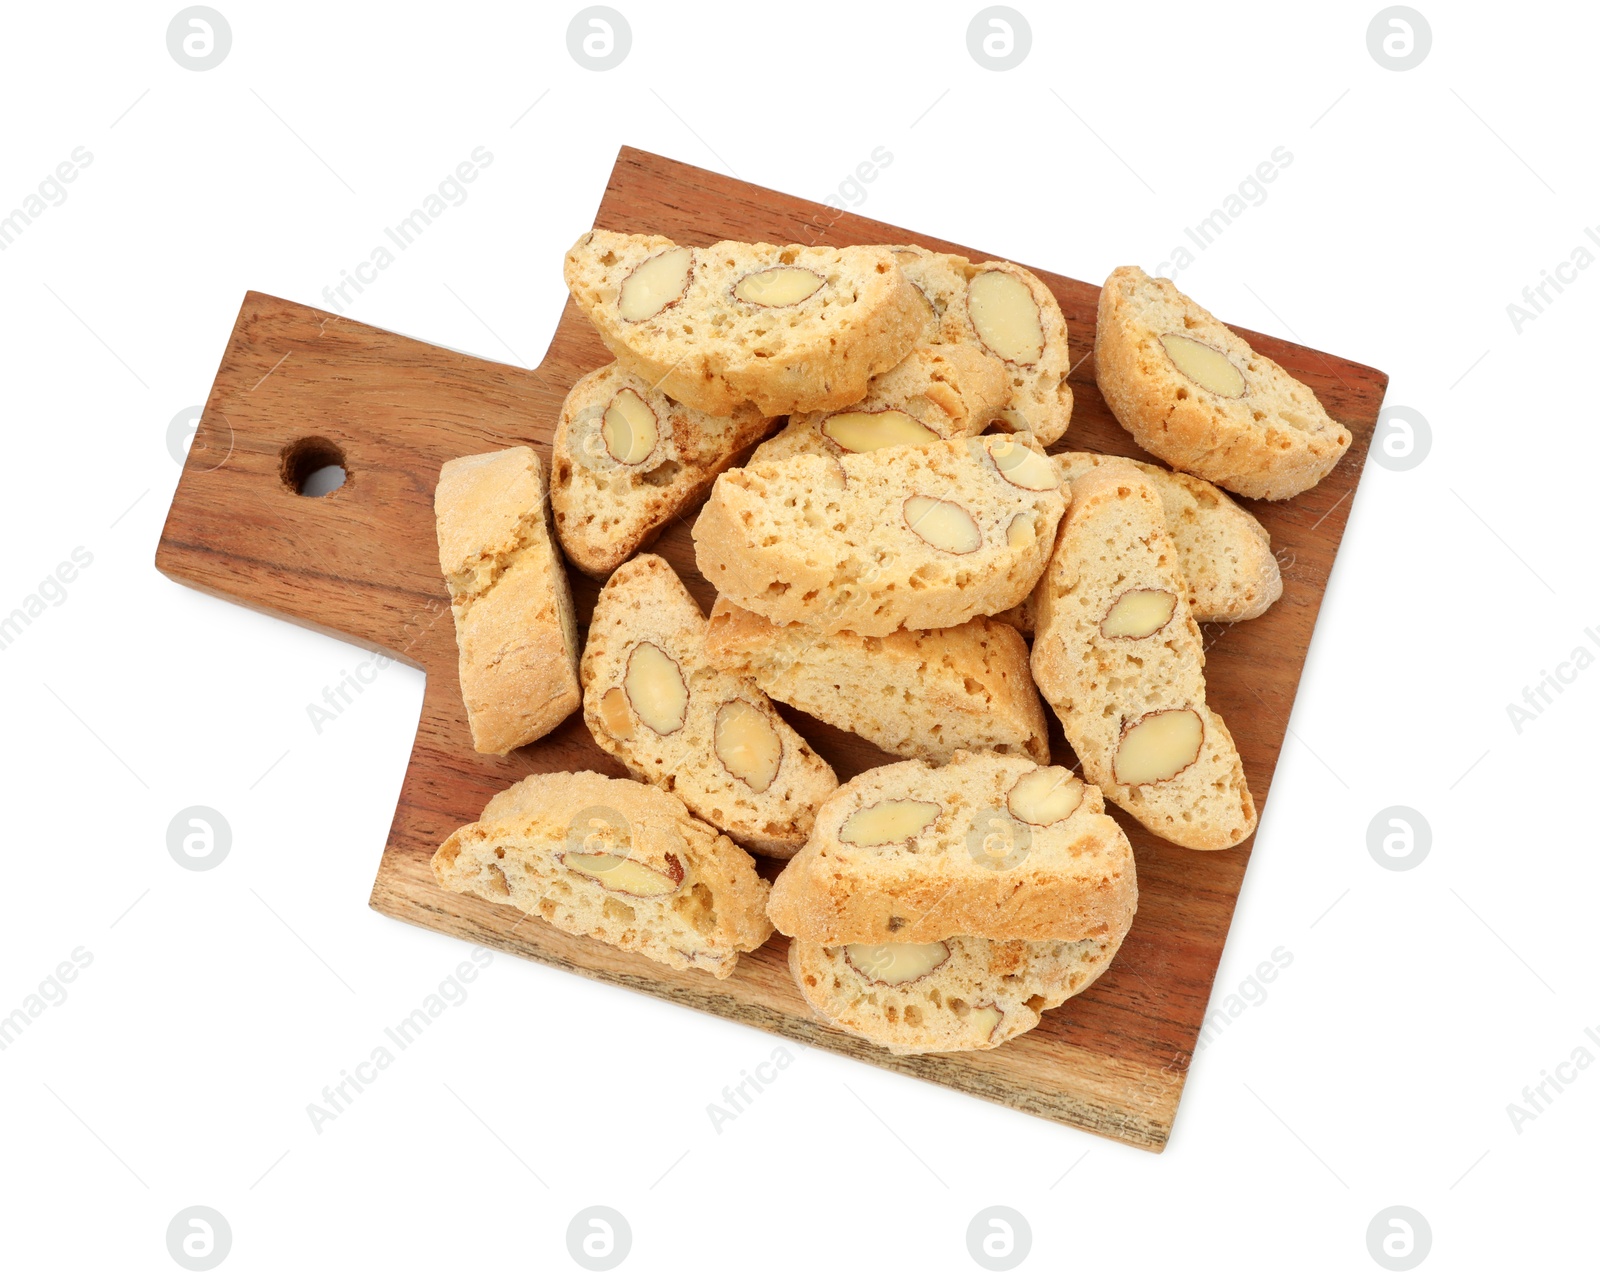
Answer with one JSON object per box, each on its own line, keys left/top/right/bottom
{"left": 766, "top": 752, "right": 1138, "bottom": 944}
{"left": 1030, "top": 463, "right": 1257, "bottom": 849}
{"left": 434, "top": 447, "right": 580, "bottom": 754}
{"left": 1055, "top": 453, "right": 1282, "bottom": 622}
{"left": 580, "top": 555, "right": 837, "bottom": 856}
{"left": 789, "top": 930, "right": 1125, "bottom": 1055}
{"left": 432, "top": 770, "right": 772, "bottom": 978}
{"left": 1094, "top": 266, "right": 1351, "bottom": 499}
{"left": 998, "top": 453, "right": 1284, "bottom": 638}
{"left": 750, "top": 343, "right": 1011, "bottom": 467}
{"left": 890, "top": 245, "right": 1074, "bottom": 446}
{"left": 563, "top": 231, "right": 927, "bottom": 416}
{"left": 692, "top": 436, "right": 1065, "bottom": 637}
{"left": 704, "top": 599, "right": 1049, "bottom": 765}
{"left": 550, "top": 365, "right": 774, "bottom": 580}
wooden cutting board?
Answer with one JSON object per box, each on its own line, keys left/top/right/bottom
{"left": 156, "top": 146, "right": 1387, "bottom": 1152}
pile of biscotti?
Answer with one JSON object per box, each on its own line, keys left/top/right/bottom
{"left": 428, "top": 232, "right": 1352, "bottom": 1056}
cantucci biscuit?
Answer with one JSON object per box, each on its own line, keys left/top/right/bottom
{"left": 693, "top": 435, "right": 1065, "bottom": 637}
{"left": 1030, "top": 462, "right": 1257, "bottom": 850}
{"left": 1095, "top": 266, "right": 1351, "bottom": 499}
{"left": 891, "top": 244, "right": 1074, "bottom": 446}
{"left": 704, "top": 599, "right": 1049, "bottom": 765}
{"left": 996, "top": 451, "right": 1284, "bottom": 634}
{"left": 766, "top": 752, "right": 1137, "bottom": 946}
{"left": 563, "top": 230, "right": 926, "bottom": 416}
{"left": 432, "top": 770, "right": 772, "bottom": 978}
{"left": 435, "top": 446, "right": 580, "bottom": 754}
{"left": 550, "top": 364, "right": 774, "bottom": 580}
{"left": 581, "top": 555, "right": 837, "bottom": 857}
{"left": 748, "top": 344, "right": 1009, "bottom": 467}
{"left": 1056, "top": 452, "right": 1282, "bottom": 621}
{"left": 790, "top": 931, "right": 1123, "bottom": 1055}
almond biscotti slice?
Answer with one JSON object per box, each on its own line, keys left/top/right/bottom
{"left": 749, "top": 344, "right": 1009, "bottom": 467}
{"left": 1057, "top": 452, "right": 1282, "bottom": 621}
{"left": 435, "top": 447, "right": 581, "bottom": 754}
{"left": 790, "top": 932, "right": 1124, "bottom": 1055}
{"left": 693, "top": 435, "right": 1065, "bottom": 637}
{"left": 767, "top": 752, "right": 1137, "bottom": 945}
{"left": 1031, "top": 462, "right": 1257, "bottom": 850}
{"left": 890, "top": 244, "right": 1074, "bottom": 445}
{"left": 581, "top": 554, "right": 837, "bottom": 857}
{"left": 704, "top": 599, "right": 1048, "bottom": 765}
{"left": 997, "top": 451, "right": 1284, "bottom": 634}
{"left": 432, "top": 770, "right": 772, "bottom": 978}
{"left": 550, "top": 364, "right": 774, "bottom": 580}
{"left": 1095, "top": 266, "right": 1352, "bottom": 499}
{"left": 563, "top": 230, "right": 926, "bottom": 416}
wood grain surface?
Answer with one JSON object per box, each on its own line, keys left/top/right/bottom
{"left": 155, "top": 145, "right": 1388, "bottom": 1151}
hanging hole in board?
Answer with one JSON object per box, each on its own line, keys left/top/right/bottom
{"left": 281, "top": 436, "right": 348, "bottom": 497}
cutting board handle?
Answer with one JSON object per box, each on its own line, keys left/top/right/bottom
{"left": 156, "top": 291, "right": 606, "bottom": 664}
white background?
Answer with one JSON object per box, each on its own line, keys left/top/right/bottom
{"left": 2, "top": 1, "right": 1595, "bottom": 1273}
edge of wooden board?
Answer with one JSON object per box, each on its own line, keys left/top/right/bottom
{"left": 368, "top": 852, "right": 1185, "bottom": 1152}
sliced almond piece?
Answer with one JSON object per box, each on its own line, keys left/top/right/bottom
{"left": 735, "top": 266, "right": 825, "bottom": 307}
{"left": 822, "top": 410, "right": 939, "bottom": 453}
{"left": 618, "top": 246, "right": 693, "bottom": 323}
{"left": 968, "top": 270, "right": 1045, "bottom": 365}
{"left": 1114, "top": 708, "right": 1204, "bottom": 786}
{"left": 1006, "top": 766, "right": 1085, "bottom": 825}
{"left": 969, "top": 1003, "right": 1004, "bottom": 1042}
{"left": 597, "top": 686, "right": 634, "bottom": 740}
{"left": 1159, "top": 333, "right": 1246, "bottom": 398}
{"left": 987, "top": 436, "right": 1058, "bottom": 490}
{"left": 601, "top": 388, "right": 659, "bottom": 465}
{"left": 484, "top": 863, "right": 510, "bottom": 898}
{"left": 839, "top": 798, "right": 942, "bottom": 846}
{"left": 713, "top": 699, "right": 782, "bottom": 793}
{"left": 1101, "top": 588, "right": 1176, "bottom": 639}
{"left": 1006, "top": 512, "right": 1036, "bottom": 548}
{"left": 624, "top": 642, "right": 688, "bottom": 735}
{"left": 561, "top": 850, "right": 682, "bottom": 897}
{"left": 903, "top": 495, "right": 982, "bottom": 554}
{"left": 844, "top": 940, "right": 951, "bottom": 985}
